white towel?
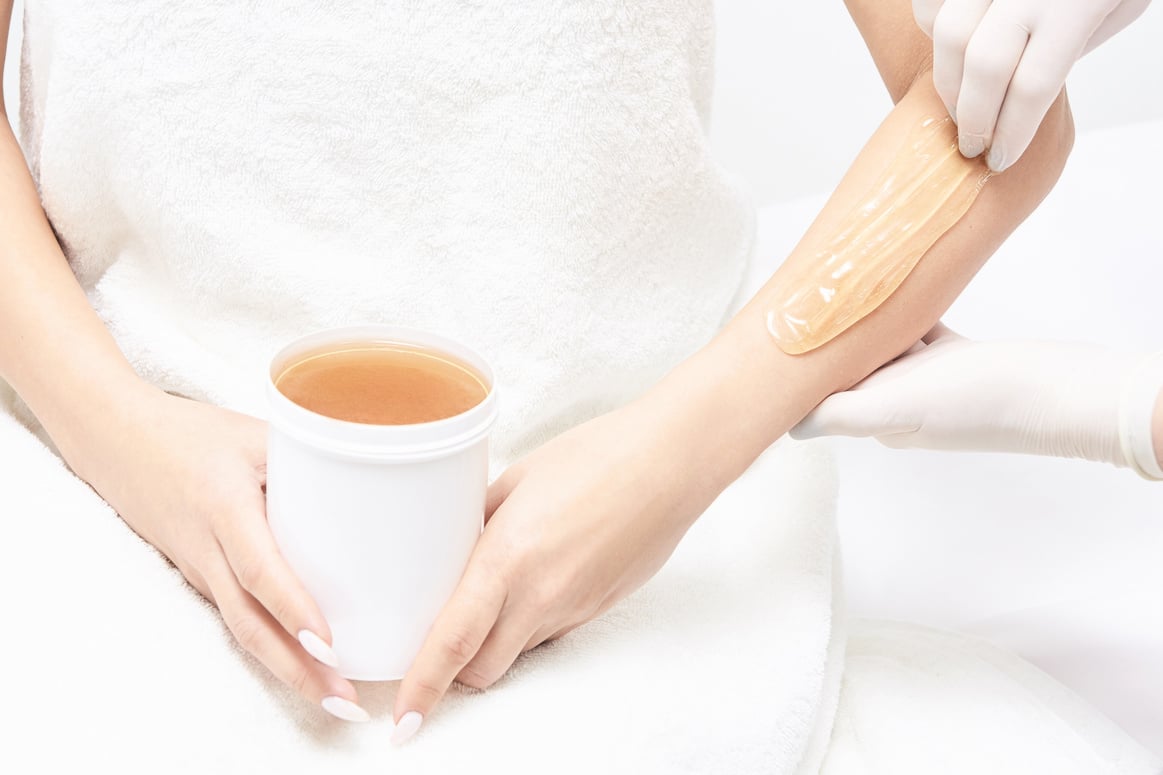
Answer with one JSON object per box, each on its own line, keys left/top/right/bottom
{"left": 17, "top": 0, "right": 755, "bottom": 472}
{"left": 7, "top": 1, "right": 1156, "bottom": 766}
{"left": 7, "top": 190, "right": 1156, "bottom": 773}
{"left": 8, "top": 4, "right": 847, "bottom": 770}
{"left": 0, "top": 406, "right": 843, "bottom": 774}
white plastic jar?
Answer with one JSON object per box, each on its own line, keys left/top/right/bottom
{"left": 265, "top": 325, "right": 498, "bottom": 680}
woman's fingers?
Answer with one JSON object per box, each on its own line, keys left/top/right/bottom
{"left": 456, "top": 604, "right": 541, "bottom": 690}
{"left": 392, "top": 557, "right": 508, "bottom": 743}
{"left": 484, "top": 463, "right": 525, "bottom": 523}
{"left": 174, "top": 559, "right": 213, "bottom": 602}
{"left": 202, "top": 554, "right": 367, "bottom": 722}
{"left": 213, "top": 487, "right": 338, "bottom": 669}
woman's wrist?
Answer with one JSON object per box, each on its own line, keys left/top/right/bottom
{"left": 36, "top": 368, "right": 163, "bottom": 485}
{"left": 641, "top": 318, "right": 828, "bottom": 495}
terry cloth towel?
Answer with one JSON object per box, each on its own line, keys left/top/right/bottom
{"left": 6, "top": 0, "right": 1157, "bottom": 768}
{"left": 16, "top": 0, "right": 755, "bottom": 473}
{"left": 8, "top": 2, "right": 846, "bottom": 770}
{"left": 0, "top": 405, "right": 844, "bottom": 775}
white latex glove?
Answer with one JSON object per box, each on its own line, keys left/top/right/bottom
{"left": 913, "top": 0, "right": 1152, "bottom": 171}
{"left": 791, "top": 324, "right": 1163, "bottom": 479}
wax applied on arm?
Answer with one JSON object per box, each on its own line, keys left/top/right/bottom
{"left": 764, "top": 116, "right": 992, "bottom": 355}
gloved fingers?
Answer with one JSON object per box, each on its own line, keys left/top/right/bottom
{"left": 877, "top": 430, "right": 932, "bottom": 450}
{"left": 955, "top": 5, "right": 1030, "bottom": 160}
{"left": 931, "top": 0, "right": 992, "bottom": 123}
{"left": 988, "top": 28, "right": 1077, "bottom": 172}
{"left": 1082, "top": 0, "right": 1151, "bottom": 57}
{"left": 891, "top": 324, "right": 963, "bottom": 369}
{"left": 912, "top": 0, "right": 944, "bottom": 39}
{"left": 790, "top": 390, "right": 918, "bottom": 441}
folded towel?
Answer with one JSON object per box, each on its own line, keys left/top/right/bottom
{"left": 0, "top": 405, "right": 844, "bottom": 774}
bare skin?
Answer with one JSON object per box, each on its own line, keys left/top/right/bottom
{"left": 392, "top": 0, "right": 1075, "bottom": 736}
{"left": 0, "top": 0, "right": 359, "bottom": 716}
{"left": 0, "top": 0, "right": 1075, "bottom": 732}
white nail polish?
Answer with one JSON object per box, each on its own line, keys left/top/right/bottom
{"left": 390, "top": 711, "right": 423, "bottom": 745}
{"left": 298, "top": 629, "right": 339, "bottom": 668}
{"left": 322, "top": 696, "right": 371, "bottom": 723}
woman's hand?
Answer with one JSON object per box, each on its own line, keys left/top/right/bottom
{"left": 790, "top": 323, "right": 1163, "bottom": 477}
{"left": 389, "top": 396, "right": 723, "bottom": 743}
{"left": 912, "top": 0, "right": 1150, "bottom": 171}
{"left": 78, "top": 390, "right": 369, "bottom": 722}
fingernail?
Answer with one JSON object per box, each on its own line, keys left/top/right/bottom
{"left": 390, "top": 711, "right": 423, "bottom": 745}
{"left": 987, "top": 143, "right": 1007, "bottom": 173}
{"left": 959, "top": 134, "right": 985, "bottom": 159}
{"left": 298, "top": 629, "right": 339, "bottom": 668}
{"left": 322, "top": 696, "right": 371, "bottom": 723}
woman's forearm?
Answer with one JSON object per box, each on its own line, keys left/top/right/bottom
{"left": 647, "top": 74, "right": 1072, "bottom": 492}
{"left": 0, "top": 108, "right": 153, "bottom": 474}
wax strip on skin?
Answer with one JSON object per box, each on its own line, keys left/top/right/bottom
{"left": 764, "top": 116, "right": 992, "bottom": 355}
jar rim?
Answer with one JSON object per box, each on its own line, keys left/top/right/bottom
{"left": 265, "top": 325, "right": 498, "bottom": 461}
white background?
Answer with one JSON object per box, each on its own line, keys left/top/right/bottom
{"left": 710, "top": 1, "right": 1163, "bottom": 203}
{"left": 5, "top": 0, "right": 1163, "bottom": 759}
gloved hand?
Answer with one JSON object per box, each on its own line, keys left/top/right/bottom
{"left": 912, "top": 0, "right": 1152, "bottom": 172}
{"left": 791, "top": 324, "right": 1163, "bottom": 479}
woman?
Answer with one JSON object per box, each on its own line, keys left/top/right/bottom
{"left": 0, "top": 0, "right": 1140, "bottom": 743}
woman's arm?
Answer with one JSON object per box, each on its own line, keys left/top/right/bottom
{"left": 392, "top": 0, "right": 1074, "bottom": 735}
{"left": 0, "top": 7, "right": 365, "bottom": 720}
{"left": 0, "top": 0, "right": 153, "bottom": 471}
{"left": 652, "top": 0, "right": 1073, "bottom": 494}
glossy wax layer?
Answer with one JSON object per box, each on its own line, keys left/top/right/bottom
{"left": 765, "top": 116, "right": 991, "bottom": 354}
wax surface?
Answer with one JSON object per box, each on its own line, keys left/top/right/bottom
{"left": 765, "top": 116, "right": 991, "bottom": 354}
{"left": 275, "top": 342, "right": 488, "bottom": 425}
